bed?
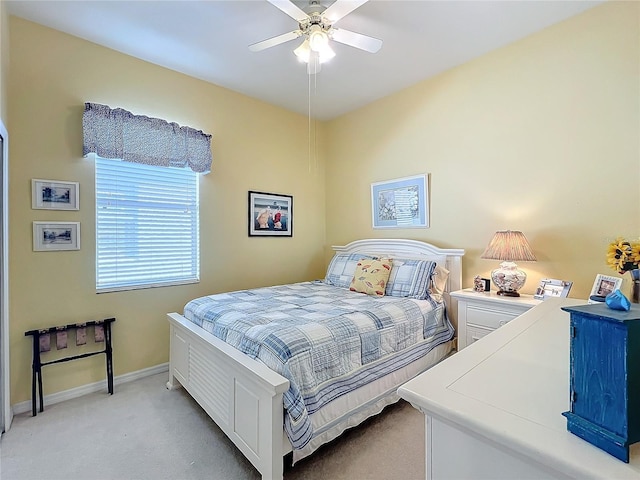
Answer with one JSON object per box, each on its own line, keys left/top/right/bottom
{"left": 166, "top": 238, "right": 465, "bottom": 480}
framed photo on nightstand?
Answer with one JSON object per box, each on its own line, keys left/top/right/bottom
{"left": 533, "top": 278, "right": 573, "bottom": 300}
{"left": 587, "top": 274, "right": 622, "bottom": 304}
{"left": 473, "top": 275, "right": 490, "bottom": 292}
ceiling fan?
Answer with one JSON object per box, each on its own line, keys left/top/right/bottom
{"left": 249, "top": 0, "right": 383, "bottom": 74}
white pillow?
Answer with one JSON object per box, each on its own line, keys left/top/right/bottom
{"left": 429, "top": 264, "right": 450, "bottom": 302}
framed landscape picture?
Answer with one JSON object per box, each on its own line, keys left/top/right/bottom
{"left": 32, "top": 179, "right": 79, "bottom": 210}
{"left": 248, "top": 191, "right": 293, "bottom": 237}
{"left": 371, "top": 174, "right": 429, "bottom": 229}
{"left": 33, "top": 222, "right": 81, "bottom": 251}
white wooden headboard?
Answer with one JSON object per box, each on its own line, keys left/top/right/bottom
{"left": 332, "top": 238, "right": 465, "bottom": 292}
{"left": 332, "top": 238, "right": 465, "bottom": 330}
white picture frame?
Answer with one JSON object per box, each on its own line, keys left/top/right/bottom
{"left": 33, "top": 222, "right": 81, "bottom": 251}
{"left": 533, "top": 278, "right": 573, "bottom": 300}
{"left": 587, "top": 274, "right": 623, "bottom": 303}
{"left": 371, "top": 174, "right": 429, "bottom": 229}
{"left": 32, "top": 179, "right": 79, "bottom": 210}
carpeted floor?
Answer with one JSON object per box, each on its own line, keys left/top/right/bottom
{"left": 1, "top": 373, "right": 425, "bottom": 480}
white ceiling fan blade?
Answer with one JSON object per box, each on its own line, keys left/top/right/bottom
{"left": 266, "top": 0, "right": 309, "bottom": 22}
{"left": 249, "top": 30, "right": 301, "bottom": 52}
{"left": 323, "top": 0, "right": 369, "bottom": 23}
{"left": 331, "top": 28, "right": 382, "bottom": 53}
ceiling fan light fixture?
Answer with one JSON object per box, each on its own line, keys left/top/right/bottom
{"left": 294, "top": 39, "right": 311, "bottom": 62}
{"left": 319, "top": 43, "right": 335, "bottom": 62}
{"left": 250, "top": 0, "right": 383, "bottom": 68}
{"left": 308, "top": 25, "right": 328, "bottom": 52}
{"left": 294, "top": 38, "right": 335, "bottom": 64}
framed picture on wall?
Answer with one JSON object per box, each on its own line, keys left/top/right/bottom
{"left": 248, "top": 191, "right": 293, "bottom": 237}
{"left": 33, "top": 222, "right": 81, "bottom": 251}
{"left": 371, "top": 174, "right": 429, "bottom": 229}
{"left": 32, "top": 179, "right": 79, "bottom": 210}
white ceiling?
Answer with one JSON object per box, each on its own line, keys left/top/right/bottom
{"left": 6, "top": 0, "right": 603, "bottom": 120}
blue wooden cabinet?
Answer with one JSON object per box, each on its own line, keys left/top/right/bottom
{"left": 561, "top": 303, "right": 640, "bottom": 462}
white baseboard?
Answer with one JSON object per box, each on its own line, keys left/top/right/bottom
{"left": 11, "top": 363, "right": 169, "bottom": 416}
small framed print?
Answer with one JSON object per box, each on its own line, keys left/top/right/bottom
{"left": 588, "top": 274, "right": 623, "bottom": 304}
{"left": 33, "top": 222, "right": 80, "bottom": 251}
{"left": 533, "top": 278, "right": 573, "bottom": 300}
{"left": 32, "top": 179, "right": 79, "bottom": 210}
{"left": 473, "top": 275, "right": 490, "bottom": 292}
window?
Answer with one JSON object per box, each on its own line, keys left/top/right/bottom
{"left": 95, "top": 156, "right": 199, "bottom": 292}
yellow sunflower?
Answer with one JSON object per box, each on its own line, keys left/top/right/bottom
{"left": 632, "top": 242, "right": 640, "bottom": 265}
{"left": 607, "top": 237, "right": 640, "bottom": 274}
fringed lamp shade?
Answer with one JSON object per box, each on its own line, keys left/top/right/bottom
{"left": 481, "top": 231, "right": 537, "bottom": 297}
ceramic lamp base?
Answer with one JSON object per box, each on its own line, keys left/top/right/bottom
{"left": 491, "top": 261, "right": 527, "bottom": 297}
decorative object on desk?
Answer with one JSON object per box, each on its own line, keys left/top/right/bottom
{"left": 248, "top": 191, "right": 293, "bottom": 237}
{"left": 480, "top": 230, "right": 536, "bottom": 297}
{"left": 371, "top": 174, "right": 429, "bottom": 229}
{"left": 561, "top": 303, "right": 640, "bottom": 463}
{"left": 31, "top": 179, "right": 79, "bottom": 210}
{"left": 533, "top": 278, "right": 573, "bottom": 300}
{"left": 33, "top": 222, "right": 80, "bottom": 251}
{"left": 588, "top": 274, "right": 623, "bottom": 304}
{"left": 473, "top": 275, "right": 490, "bottom": 292}
{"left": 606, "top": 237, "right": 640, "bottom": 303}
{"left": 605, "top": 289, "right": 631, "bottom": 311}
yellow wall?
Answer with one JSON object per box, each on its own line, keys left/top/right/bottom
{"left": 326, "top": 1, "right": 639, "bottom": 300}
{"left": 6, "top": 1, "right": 640, "bottom": 406}
{"left": 8, "top": 17, "right": 326, "bottom": 404}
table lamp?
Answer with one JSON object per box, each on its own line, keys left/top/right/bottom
{"left": 480, "top": 230, "right": 537, "bottom": 297}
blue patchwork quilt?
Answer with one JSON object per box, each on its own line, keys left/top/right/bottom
{"left": 183, "top": 280, "right": 453, "bottom": 450}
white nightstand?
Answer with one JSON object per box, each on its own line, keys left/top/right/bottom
{"left": 451, "top": 288, "right": 542, "bottom": 350}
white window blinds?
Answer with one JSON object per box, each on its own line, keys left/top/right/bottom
{"left": 95, "top": 156, "right": 199, "bottom": 292}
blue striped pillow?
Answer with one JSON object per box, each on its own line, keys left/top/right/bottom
{"left": 324, "top": 253, "right": 376, "bottom": 289}
{"left": 385, "top": 259, "right": 437, "bottom": 300}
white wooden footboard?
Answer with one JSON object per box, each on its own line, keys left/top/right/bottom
{"left": 166, "top": 239, "right": 464, "bottom": 479}
{"left": 167, "top": 312, "right": 290, "bottom": 480}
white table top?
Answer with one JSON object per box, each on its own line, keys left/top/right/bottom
{"left": 398, "top": 298, "right": 640, "bottom": 479}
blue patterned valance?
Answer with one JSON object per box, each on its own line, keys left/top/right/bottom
{"left": 82, "top": 103, "right": 212, "bottom": 173}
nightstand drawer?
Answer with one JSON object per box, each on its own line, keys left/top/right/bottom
{"left": 451, "top": 289, "right": 541, "bottom": 350}
{"left": 466, "top": 305, "right": 519, "bottom": 330}
{"left": 466, "top": 324, "right": 494, "bottom": 346}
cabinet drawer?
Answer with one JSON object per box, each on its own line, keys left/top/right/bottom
{"left": 466, "top": 305, "right": 519, "bottom": 330}
{"left": 466, "top": 325, "right": 494, "bottom": 346}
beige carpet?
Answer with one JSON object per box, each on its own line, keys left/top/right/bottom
{"left": 1, "top": 373, "right": 425, "bottom": 480}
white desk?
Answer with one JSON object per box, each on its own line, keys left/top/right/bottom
{"left": 398, "top": 298, "right": 640, "bottom": 479}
